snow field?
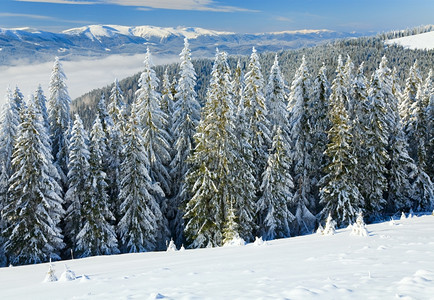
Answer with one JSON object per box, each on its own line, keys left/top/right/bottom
{"left": 385, "top": 31, "right": 434, "bottom": 50}
{"left": 0, "top": 214, "right": 433, "bottom": 299}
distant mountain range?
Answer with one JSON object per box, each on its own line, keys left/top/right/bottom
{"left": 0, "top": 25, "right": 364, "bottom": 66}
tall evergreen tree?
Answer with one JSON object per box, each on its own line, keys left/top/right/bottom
{"left": 34, "top": 85, "right": 50, "bottom": 132}
{"left": 135, "top": 48, "right": 171, "bottom": 247}
{"left": 232, "top": 60, "right": 245, "bottom": 110}
{"left": 170, "top": 38, "right": 201, "bottom": 245}
{"left": 424, "top": 70, "right": 434, "bottom": 180}
{"left": 361, "top": 73, "right": 389, "bottom": 215}
{"left": 376, "top": 57, "right": 415, "bottom": 212}
{"left": 48, "top": 57, "right": 71, "bottom": 189}
{"left": 185, "top": 50, "right": 256, "bottom": 248}
{"left": 319, "top": 61, "right": 363, "bottom": 226}
{"left": 257, "top": 126, "right": 294, "bottom": 240}
{"left": 75, "top": 116, "right": 119, "bottom": 257}
{"left": 309, "top": 64, "right": 331, "bottom": 202}
{"left": 0, "top": 88, "right": 20, "bottom": 177}
{"left": 117, "top": 104, "right": 164, "bottom": 253}
{"left": 243, "top": 47, "right": 271, "bottom": 184}
{"left": 288, "top": 56, "right": 316, "bottom": 234}
{"left": 3, "top": 96, "right": 64, "bottom": 265}
{"left": 64, "top": 114, "right": 90, "bottom": 252}
{"left": 106, "top": 79, "right": 126, "bottom": 220}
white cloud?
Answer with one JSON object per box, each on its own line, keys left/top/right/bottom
{"left": 0, "top": 12, "right": 56, "bottom": 20}
{"left": 15, "top": 0, "right": 258, "bottom": 12}
{"left": 0, "top": 53, "right": 178, "bottom": 106}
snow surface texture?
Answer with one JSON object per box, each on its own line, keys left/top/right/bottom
{"left": 0, "top": 215, "right": 433, "bottom": 299}
{"left": 385, "top": 31, "right": 434, "bottom": 50}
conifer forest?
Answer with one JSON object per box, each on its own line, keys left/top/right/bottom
{"left": 0, "top": 31, "right": 433, "bottom": 266}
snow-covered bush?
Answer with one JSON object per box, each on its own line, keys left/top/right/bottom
{"left": 166, "top": 239, "right": 177, "bottom": 252}
{"left": 350, "top": 212, "right": 369, "bottom": 237}
{"left": 59, "top": 265, "right": 76, "bottom": 281}
{"left": 44, "top": 263, "right": 57, "bottom": 282}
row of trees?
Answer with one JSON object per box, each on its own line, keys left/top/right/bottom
{"left": 0, "top": 39, "right": 432, "bottom": 266}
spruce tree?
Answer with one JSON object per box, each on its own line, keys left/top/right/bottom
{"left": 135, "top": 48, "right": 171, "bottom": 247}
{"left": 64, "top": 114, "right": 90, "bottom": 252}
{"left": 424, "top": 70, "right": 434, "bottom": 180}
{"left": 319, "top": 60, "right": 363, "bottom": 226}
{"left": 361, "top": 73, "right": 389, "bottom": 215}
{"left": 107, "top": 79, "right": 126, "bottom": 220}
{"left": 3, "top": 96, "right": 64, "bottom": 265}
{"left": 170, "top": 38, "right": 201, "bottom": 245}
{"left": 0, "top": 88, "right": 20, "bottom": 177}
{"left": 48, "top": 57, "right": 71, "bottom": 189}
{"left": 309, "top": 64, "right": 331, "bottom": 202}
{"left": 75, "top": 116, "right": 119, "bottom": 257}
{"left": 34, "top": 85, "right": 50, "bottom": 131}
{"left": 232, "top": 60, "right": 245, "bottom": 110}
{"left": 376, "top": 57, "right": 416, "bottom": 212}
{"left": 184, "top": 50, "right": 256, "bottom": 248}
{"left": 288, "top": 56, "right": 316, "bottom": 234}
{"left": 117, "top": 104, "right": 164, "bottom": 253}
{"left": 243, "top": 47, "right": 271, "bottom": 184}
{"left": 257, "top": 126, "right": 295, "bottom": 240}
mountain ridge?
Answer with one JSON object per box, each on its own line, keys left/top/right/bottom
{"left": 0, "top": 24, "right": 363, "bottom": 66}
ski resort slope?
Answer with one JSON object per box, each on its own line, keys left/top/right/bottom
{"left": 1, "top": 215, "right": 434, "bottom": 299}
{"left": 386, "top": 31, "right": 434, "bottom": 50}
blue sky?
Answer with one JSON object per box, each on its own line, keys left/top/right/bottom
{"left": 0, "top": 0, "right": 433, "bottom": 33}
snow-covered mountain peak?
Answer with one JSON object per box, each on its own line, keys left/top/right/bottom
{"left": 63, "top": 24, "right": 235, "bottom": 40}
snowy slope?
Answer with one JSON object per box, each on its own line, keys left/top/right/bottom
{"left": 0, "top": 214, "right": 433, "bottom": 299}
{"left": 385, "top": 31, "right": 434, "bottom": 50}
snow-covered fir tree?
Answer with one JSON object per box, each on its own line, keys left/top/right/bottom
{"left": 64, "top": 114, "right": 90, "bottom": 252}
{"left": 309, "top": 64, "right": 331, "bottom": 202}
{"left": 106, "top": 79, "right": 126, "bottom": 219}
{"left": 34, "top": 85, "right": 50, "bottom": 132}
{"left": 423, "top": 70, "right": 434, "bottom": 180}
{"left": 232, "top": 59, "right": 245, "bottom": 109}
{"left": 319, "top": 57, "right": 363, "bottom": 226}
{"left": 265, "top": 55, "right": 290, "bottom": 136}
{"left": 360, "top": 72, "right": 389, "bottom": 215}
{"left": 3, "top": 96, "right": 64, "bottom": 265}
{"left": 185, "top": 50, "right": 256, "bottom": 248}
{"left": 117, "top": 103, "right": 165, "bottom": 253}
{"left": 408, "top": 85, "right": 434, "bottom": 211}
{"left": 288, "top": 56, "right": 316, "bottom": 234}
{"left": 242, "top": 47, "right": 271, "bottom": 184}
{"left": 401, "top": 60, "right": 423, "bottom": 128}
{"left": 12, "top": 86, "right": 24, "bottom": 116}
{"left": 75, "top": 116, "right": 119, "bottom": 258}
{"left": 135, "top": 48, "right": 171, "bottom": 247}
{"left": 0, "top": 88, "right": 20, "bottom": 177}
{"left": 48, "top": 57, "right": 71, "bottom": 189}
{"left": 376, "top": 57, "right": 416, "bottom": 212}
{"left": 170, "top": 38, "right": 201, "bottom": 245}
{"left": 257, "top": 126, "right": 295, "bottom": 240}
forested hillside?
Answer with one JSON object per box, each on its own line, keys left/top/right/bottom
{"left": 0, "top": 28, "right": 432, "bottom": 266}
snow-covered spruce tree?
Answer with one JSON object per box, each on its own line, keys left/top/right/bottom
{"left": 343, "top": 55, "right": 355, "bottom": 118}
{"left": 243, "top": 47, "right": 271, "bottom": 184}
{"left": 232, "top": 59, "right": 245, "bottom": 110}
{"left": 96, "top": 93, "right": 112, "bottom": 135}
{"left": 265, "top": 55, "right": 290, "bottom": 134}
{"left": 12, "top": 86, "right": 25, "bottom": 116}
{"left": 288, "top": 56, "right": 316, "bottom": 234}
{"left": 3, "top": 96, "right": 64, "bottom": 265}
{"left": 360, "top": 73, "right": 389, "bottom": 216}
{"left": 0, "top": 88, "right": 20, "bottom": 177}
{"left": 170, "top": 38, "right": 201, "bottom": 245}
{"left": 257, "top": 126, "right": 295, "bottom": 240}
{"left": 117, "top": 103, "right": 164, "bottom": 253}
{"left": 75, "top": 116, "right": 119, "bottom": 258}
{"left": 64, "top": 114, "right": 90, "bottom": 253}
{"left": 106, "top": 79, "right": 126, "bottom": 220}
{"left": 48, "top": 57, "right": 71, "bottom": 189}
{"left": 376, "top": 57, "right": 416, "bottom": 212}
{"left": 401, "top": 60, "right": 423, "bottom": 129}
{"left": 309, "top": 64, "right": 332, "bottom": 202}
{"left": 0, "top": 162, "right": 8, "bottom": 267}
{"left": 34, "top": 85, "right": 50, "bottom": 133}
{"left": 319, "top": 58, "right": 363, "bottom": 226}
{"left": 135, "top": 48, "right": 171, "bottom": 247}
{"left": 409, "top": 85, "right": 434, "bottom": 211}
{"left": 184, "top": 50, "right": 256, "bottom": 248}
{"left": 424, "top": 70, "right": 434, "bottom": 180}
{"left": 350, "top": 63, "right": 371, "bottom": 197}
